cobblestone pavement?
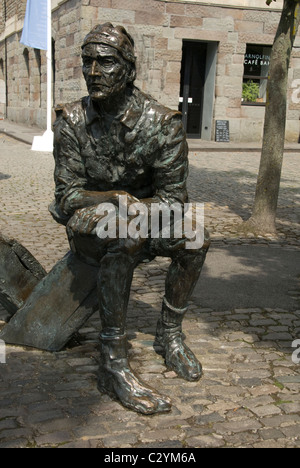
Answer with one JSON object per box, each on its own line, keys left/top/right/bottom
{"left": 0, "top": 134, "right": 299, "bottom": 448}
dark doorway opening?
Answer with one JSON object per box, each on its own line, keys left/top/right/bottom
{"left": 179, "top": 40, "right": 218, "bottom": 140}
{"left": 179, "top": 41, "right": 207, "bottom": 138}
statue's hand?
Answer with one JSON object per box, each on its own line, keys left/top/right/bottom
{"left": 109, "top": 191, "right": 140, "bottom": 208}
{"left": 67, "top": 205, "right": 103, "bottom": 236}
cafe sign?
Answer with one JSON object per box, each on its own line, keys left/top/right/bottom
{"left": 244, "top": 53, "right": 270, "bottom": 67}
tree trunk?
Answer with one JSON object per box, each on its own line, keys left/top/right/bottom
{"left": 246, "top": 0, "right": 300, "bottom": 234}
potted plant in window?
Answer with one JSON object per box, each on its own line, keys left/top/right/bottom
{"left": 242, "top": 81, "right": 260, "bottom": 103}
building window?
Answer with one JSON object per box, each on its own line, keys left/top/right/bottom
{"left": 23, "top": 48, "right": 30, "bottom": 104}
{"left": 23, "top": 48, "right": 30, "bottom": 75}
{"left": 242, "top": 44, "right": 272, "bottom": 106}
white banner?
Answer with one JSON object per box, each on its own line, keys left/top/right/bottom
{"left": 20, "top": 0, "right": 48, "bottom": 50}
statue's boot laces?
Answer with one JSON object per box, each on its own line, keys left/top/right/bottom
{"left": 154, "top": 297, "right": 203, "bottom": 382}
{"left": 98, "top": 333, "right": 171, "bottom": 415}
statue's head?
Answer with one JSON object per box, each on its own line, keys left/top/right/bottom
{"left": 81, "top": 23, "right": 136, "bottom": 102}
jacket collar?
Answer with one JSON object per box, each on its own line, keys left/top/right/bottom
{"left": 85, "top": 88, "right": 143, "bottom": 130}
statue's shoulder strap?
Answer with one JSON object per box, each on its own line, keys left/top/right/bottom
{"left": 55, "top": 98, "right": 87, "bottom": 125}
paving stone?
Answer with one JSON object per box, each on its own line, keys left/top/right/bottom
{"left": 249, "top": 405, "right": 282, "bottom": 418}
{"left": 194, "top": 412, "right": 225, "bottom": 426}
{"left": 0, "top": 419, "right": 19, "bottom": 431}
{"left": 34, "top": 431, "right": 73, "bottom": 447}
{"left": 258, "top": 428, "right": 285, "bottom": 440}
{"left": 185, "top": 434, "right": 225, "bottom": 448}
{"left": 263, "top": 332, "right": 294, "bottom": 341}
{"left": 252, "top": 439, "right": 288, "bottom": 448}
{"left": 213, "top": 419, "right": 262, "bottom": 435}
{"left": 280, "top": 424, "right": 300, "bottom": 439}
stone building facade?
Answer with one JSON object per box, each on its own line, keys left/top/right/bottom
{"left": 0, "top": 0, "right": 299, "bottom": 142}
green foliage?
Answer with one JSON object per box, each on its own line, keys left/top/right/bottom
{"left": 242, "top": 81, "right": 260, "bottom": 102}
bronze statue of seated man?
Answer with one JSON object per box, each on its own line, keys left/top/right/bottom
{"left": 50, "top": 23, "right": 210, "bottom": 415}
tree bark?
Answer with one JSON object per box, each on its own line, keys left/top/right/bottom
{"left": 246, "top": 0, "right": 300, "bottom": 234}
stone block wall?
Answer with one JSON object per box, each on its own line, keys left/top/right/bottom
{"left": 52, "top": 0, "right": 84, "bottom": 105}
{"left": 0, "top": 32, "right": 47, "bottom": 125}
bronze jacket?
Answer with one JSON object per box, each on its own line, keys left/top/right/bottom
{"left": 50, "top": 86, "right": 189, "bottom": 225}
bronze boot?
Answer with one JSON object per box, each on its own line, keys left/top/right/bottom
{"left": 98, "top": 333, "right": 172, "bottom": 415}
{"left": 154, "top": 297, "right": 203, "bottom": 382}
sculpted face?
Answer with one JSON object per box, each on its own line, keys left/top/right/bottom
{"left": 82, "top": 43, "right": 130, "bottom": 102}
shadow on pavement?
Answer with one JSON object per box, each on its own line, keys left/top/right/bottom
{"left": 193, "top": 244, "right": 300, "bottom": 311}
{"left": 188, "top": 163, "right": 300, "bottom": 226}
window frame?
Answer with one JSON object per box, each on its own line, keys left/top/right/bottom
{"left": 242, "top": 44, "right": 272, "bottom": 107}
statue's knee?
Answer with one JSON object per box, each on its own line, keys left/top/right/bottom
{"left": 177, "top": 227, "right": 210, "bottom": 266}
{"left": 173, "top": 242, "right": 208, "bottom": 270}
{"left": 183, "top": 227, "right": 210, "bottom": 256}
{"left": 66, "top": 212, "right": 108, "bottom": 266}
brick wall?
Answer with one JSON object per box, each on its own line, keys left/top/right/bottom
{"left": 0, "top": 0, "right": 26, "bottom": 25}
{"left": 2, "top": 33, "right": 45, "bottom": 124}
{"left": 0, "top": 0, "right": 82, "bottom": 126}
{"left": 52, "top": 0, "right": 84, "bottom": 105}
{"left": 0, "top": 0, "right": 42, "bottom": 122}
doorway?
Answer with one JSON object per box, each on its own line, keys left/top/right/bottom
{"left": 179, "top": 40, "right": 218, "bottom": 140}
